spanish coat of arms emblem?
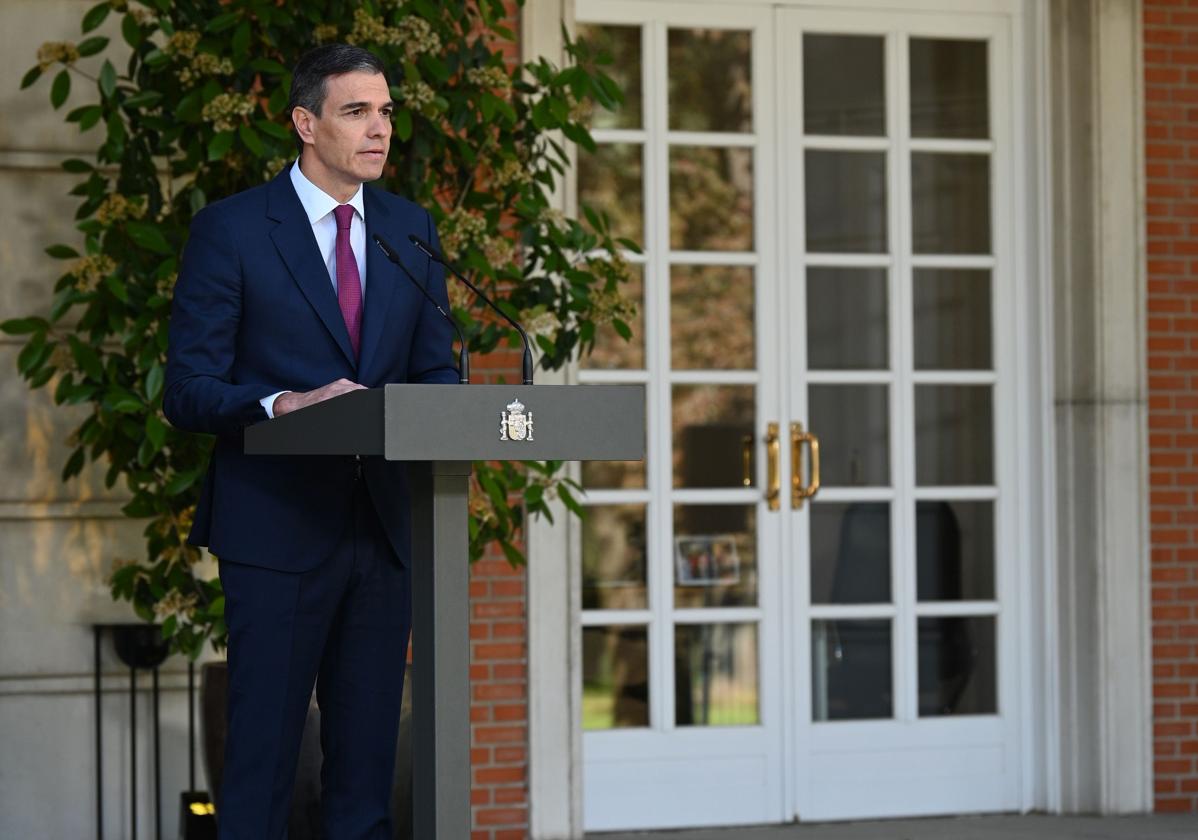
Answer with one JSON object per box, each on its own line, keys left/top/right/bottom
{"left": 500, "top": 397, "right": 534, "bottom": 442}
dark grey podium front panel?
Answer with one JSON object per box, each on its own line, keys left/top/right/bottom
{"left": 384, "top": 384, "right": 644, "bottom": 461}
{"left": 242, "top": 384, "right": 643, "bottom": 840}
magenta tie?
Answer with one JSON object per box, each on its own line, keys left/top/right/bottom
{"left": 333, "top": 204, "right": 362, "bottom": 359}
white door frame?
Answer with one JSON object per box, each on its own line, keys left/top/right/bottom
{"left": 522, "top": 1, "right": 1151, "bottom": 836}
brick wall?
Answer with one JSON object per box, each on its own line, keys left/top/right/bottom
{"left": 1145, "top": 0, "right": 1198, "bottom": 814}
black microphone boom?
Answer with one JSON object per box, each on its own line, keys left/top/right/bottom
{"left": 408, "top": 233, "right": 534, "bottom": 385}
{"left": 372, "top": 234, "right": 469, "bottom": 384}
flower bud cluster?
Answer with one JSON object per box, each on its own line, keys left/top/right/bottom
{"left": 521, "top": 308, "right": 562, "bottom": 339}
{"left": 466, "top": 65, "right": 512, "bottom": 92}
{"left": 153, "top": 588, "right": 198, "bottom": 621}
{"left": 164, "top": 30, "right": 201, "bottom": 59}
{"left": 313, "top": 24, "right": 340, "bottom": 44}
{"left": 492, "top": 157, "right": 532, "bottom": 189}
{"left": 440, "top": 207, "right": 487, "bottom": 261}
{"left": 202, "top": 92, "right": 256, "bottom": 132}
{"left": 37, "top": 41, "right": 80, "bottom": 70}
{"left": 95, "top": 193, "right": 147, "bottom": 225}
{"left": 395, "top": 14, "right": 442, "bottom": 60}
{"left": 398, "top": 80, "right": 434, "bottom": 110}
{"left": 70, "top": 253, "right": 117, "bottom": 289}
{"left": 178, "top": 53, "right": 234, "bottom": 85}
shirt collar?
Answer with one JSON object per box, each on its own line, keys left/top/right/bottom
{"left": 289, "top": 159, "right": 365, "bottom": 225}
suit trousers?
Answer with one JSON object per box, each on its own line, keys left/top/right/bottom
{"left": 216, "top": 478, "right": 411, "bottom": 840}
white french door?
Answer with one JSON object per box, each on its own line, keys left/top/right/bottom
{"left": 574, "top": 0, "right": 1031, "bottom": 830}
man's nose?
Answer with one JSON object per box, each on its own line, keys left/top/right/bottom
{"left": 368, "top": 112, "right": 390, "bottom": 138}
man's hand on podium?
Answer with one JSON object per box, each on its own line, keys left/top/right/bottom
{"left": 273, "top": 378, "right": 366, "bottom": 417}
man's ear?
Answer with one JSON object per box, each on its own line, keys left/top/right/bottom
{"left": 292, "top": 107, "right": 317, "bottom": 146}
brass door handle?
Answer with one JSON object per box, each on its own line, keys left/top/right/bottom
{"left": 765, "top": 422, "right": 780, "bottom": 511}
{"left": 792, "top": 422, "right": 821, "bottom": 509}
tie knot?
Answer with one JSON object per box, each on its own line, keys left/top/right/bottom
{"left": 333, "top": 204, "right": 355, "bottom": 230}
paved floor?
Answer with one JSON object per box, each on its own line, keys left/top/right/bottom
{"left": 591, "top": 814, "right": 1198, "bottom": 840}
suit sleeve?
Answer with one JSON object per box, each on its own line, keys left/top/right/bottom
{"left": 407, "top": 208, "right": 463, "bottom": 385}
{"left": 164, "top": 206, "right": 278, "bottom": 435}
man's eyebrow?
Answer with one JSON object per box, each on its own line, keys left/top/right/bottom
{"left": 338, "top": 100, "right": 396, "bottom": 111}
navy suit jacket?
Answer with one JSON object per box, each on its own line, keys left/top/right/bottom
{"left": 164, "top": 165, "right": 458, "bottom": 572}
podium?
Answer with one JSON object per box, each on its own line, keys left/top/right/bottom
{"left": 245, "top": 383, "right": 644, "bottom": 838}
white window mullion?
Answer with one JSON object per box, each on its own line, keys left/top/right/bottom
{"left": 647, "top": 18, "right": 675, "bottom": 735}
{"left": 891, "top": 28, "right": 918, "bottom": 726}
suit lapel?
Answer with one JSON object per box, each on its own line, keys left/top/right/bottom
{"left": 357, "top": 187, "right": 398, "bottom": 381}
{"left": 266, "top": 167, "right": 357, "bottom": 369}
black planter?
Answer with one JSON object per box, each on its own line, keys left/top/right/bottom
{"left": 199, "top": 661, "right": 413, "bottom": 838}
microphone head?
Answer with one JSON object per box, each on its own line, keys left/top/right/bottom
{"left": 408, "top": 233, "right": 441, "bottom": 263}
{"left": 372, "top": 233, "right": 399, "bottom": 261}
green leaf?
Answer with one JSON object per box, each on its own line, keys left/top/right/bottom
{"left": 254, "top": 118, "right": 291, "bottom": 141}
{"left": 189, "top": 187, "right": 207, "bottom": 215}
{"left": 394, "top": 109, "right": 412, "bottom": 141}
{"left": 45, "top": 244, "right": 79, "bottom": 259}
{"left": 126, "top": 221, "right": 171, "bottom": 255}
{"left": 61, "top": 448, "right": 86, "bottom": 481}
{"left": 103, "top": 273, "right": 128, "bottom": 302}
{"left": 144, "top": 363, "right": 164, "bottom": 402}
{"left": 232, "top": 21, "right": 251, "bottom": 60}
{"left": 61, "top": 158, "right": 92, "bottom": 173}
{"left": 121, "top": 13, "right": 142, "bottom": 48}
{"left": 109, "top": 391, "right": 143, "bottom": 413}
{"left": 82, "top": 2, "right": 111, "bottom": 33}
{"left": 207, "top": 130, "right": 235, "bottom": 161}
{"left": 50, "top": 70, "right": 70, "bottom": 109}
{"left": 1, "top": 316, "right": 48, "bottom": 335}
{"left": 164, "top": 469, "right": 200, "bottom": 496}
{"left": 78, "top": 106, "right": 103, "bottom": 131}
{"left": 145, "top": 413, "right": 166, "bottom": 449}
{"left": 77, "top": 36, "right": 109, "bottom": 57}
{"left": 237, "top": 123, "right": 264, "bottom": 157}
{"left": 206, "top": 12, "right": 240, "bottom": 33}
{"left": 250, "top": 58, "right": 288, "bottom": 75}
{"left": 99, "top": 61, "right": 117, "bottom": 99}
{"left": 17, "top": 335, "right": 51, "bottom": 377}
{"left": 162, "top": 615, "right": 178, "bottom": 639}
{"left": 20, "top": 66, "right": 42, "bottom": 90}
{"left": 123, "top": 90, "right": 163, "bottom": 110}
{"left": 144, "top": 49, "right": 169, "bottom": 69}
{"left": 69, "top": 337, "right": 104, "bottom": 381}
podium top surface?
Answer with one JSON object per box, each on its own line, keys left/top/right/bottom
{"left": 244, "top": 383, "right": 644, "bottom": 462}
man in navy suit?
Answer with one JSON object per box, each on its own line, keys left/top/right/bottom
{"left": 164, "top": 44, "right": 458, "bottom": 839}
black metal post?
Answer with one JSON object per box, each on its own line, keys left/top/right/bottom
{"left": 152, "top": 666, "right": 161, "bottom": 840}
{"left": 94, "top": 627, "right": 103, "bottom": 840}
{"left": 130, "top": 666, "right": 137, "bottom": 840}
{"left": 187, "top": 660, "right": 196, "bottom": 791}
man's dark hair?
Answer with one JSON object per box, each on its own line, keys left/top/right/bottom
{"left": 288, "top": 44, "right": 388, "bottom": 151}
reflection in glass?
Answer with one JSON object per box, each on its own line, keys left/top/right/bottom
{"left": 576, "top": 24, "right": 643, "bottom": 130}
{"left": 670, "top": 147, "right": 754, "bottom": 251}
{"left": 911, "top": 153, "right": 990, "bottom": 254}
{"left": 910, "top": 38, "right": 989, "bottom": 139}
{"left": 807, "top": 268, "right": 888, "bottom": 370}
{"left": 810, "top": 502, "right": 890, "bottom": 604}
{"left": 914, "top": 385, "right": 993, "bottom": 485}
{"left": 584, "top": 263, "right": 645, "bottom": 370}
{"left": 808, "top": 385, "right": 889, "bottom": 487}
{"left": 674, "top": 505, "right": 757, "bottom": 608}
{"left": 672, "top": 265, "right": 755, "bottom": 369}
{"left": 812, "top": 619, "right": 893, "bottom": 721}
{"left": 668, "top": 29, "right": 752, "bottom": 133}
{"left": 583, "top": 625, "right": 650, "bottom": 729}
{"left": 675, "top": 623, "right": 760, "bottom": 726}
{"left": 579, "top": 143, "right": 644, "bottom": 246}
{"left": 913, "top": 269, "right": 991, "bottom": 370}
{"left": 803, "top": 34, "right": 885, "bottom": 136}
{"left": 917, "top": 501, "right": 995, "bottom": 601}
{"left": 672, "top": 385, "right": 755, "bottom": 488}
{"left": 582, "top": 458, "right": 646, "bottom": 490}
{"left": 805, "top": 150, "right": 887, "bottom": 253}
{"left": 582, "top": 504, "right": 648, "bottom": 609}
{"left": 918, "top": 616, "right": 996, "bottom": 716}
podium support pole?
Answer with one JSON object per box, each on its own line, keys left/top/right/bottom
{"left": 409, "top": 460, "right": 472, "bottom": 840}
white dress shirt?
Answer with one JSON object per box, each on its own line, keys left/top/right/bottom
{"left": 260, "top": 161, "right": 367, "bottom": 418}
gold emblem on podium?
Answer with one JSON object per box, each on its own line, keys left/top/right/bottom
{"left": 500, "top": 397, "right": 534, "bottom": 442}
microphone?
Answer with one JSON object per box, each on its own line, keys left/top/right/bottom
{"left": 408, "top": 233, "right": 534, "bottom": 386}
{"left": 372, "top": 234, "right": 469, "bottom": 384}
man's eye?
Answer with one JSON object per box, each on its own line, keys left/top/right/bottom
{"left": 347, "top": 108, "right": 364, "bottom": 117}
{"left": 381, "top": 108, "right": 393, "bottom": 117}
